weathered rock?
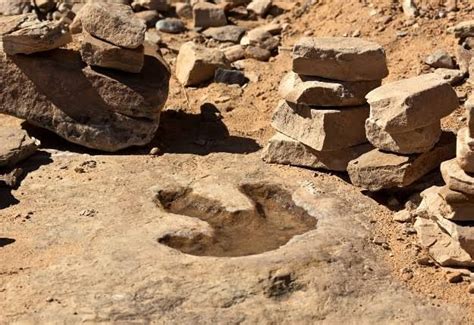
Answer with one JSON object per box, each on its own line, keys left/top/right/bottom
{"left": 292, "top": 37, "right": 388, "bottom": 81}
{"left": 434, "top": 216, "right": 474, "bottom": 257}
{"left": 0, "top": 49, "right": 170, "bottom": 152}
{"left": 175, "top": 2, "right": 193, "bottom": 19}
{"left": 224, "top": 44, "right": 245, "bottom": 62}
{"left": 0, "top": 0, "right": 31, "bottom": 16}
{"left": 402, "top": 0, "right": 418, "bottom": 17}
{"left": 176, "top": 41, "right": 229, "bottom": 86}
{"left": 247, "top": 0, "right": 272, "bottom": 17}
{"left": 214, "top": 68, "right": 247, "bottom": 85}
{"left": 433, "top": 68, "right": 465, "bottom": 85}
{"left": 456, "top": 43, "right": 472, "bottom": 74}
{"left": 80, "top": 32, "right": 144, "bottom": 73}
{"left": 135, "top": 10, "right": 161, "bottom": 28}
{"left": 271, "top": 100, "right": 369, "bottom": 151}
{"left": 279, "top": 71, "right": 380, "bottom": 107}
{"left": 193, "top": 2, "right": 227, "bottom": 29}
{"left": 467, "top": 95, "right": 474, "bottom": 137}
{"left": 348, "top": 132, "right": 456, "bottom": 191}
{"left": 425, "top": 49, "right": 455, "bottom": 69}
{"left": 0, "top": 167, "right": 24, "bottom": 188}
{"left": 155, "top": 18, "right": 185, "bottom": 34}
{"left": 414, "top": 217, "right": 474, "bottom": 267}
{"left": 133, "top": 0, "right": 168, "bottom": 11}
{"left": 0, "top": 14, "right": 72, "bottom": 55}
{"left": 365, "top": 119, "right": 441, "bottom": 154}
{"left": 0, "top": 127, "right": 37, "bottom": 168}
{"left": 365, "top": 73, "right": 458, "bottom": 133}
{"left": 262, "top": 132, "right": 372, "bottom": 171}
{"left": 456, "top": 127, "right": 474, "bottom": 173}
{"left": 203, "top": 25, "right": 246, "bottom": 43}
{"left": 420, "top": 186, "right": 474, "bottom": 222}
{"left": 441, "top": 158, "right": 474, "bottom": 196}
{"left": 244, "top": 46, "right": 271, "bottom": 61}
{"left": 448, "top": 20, "right": 474, "bottom": 39}
{"left": 80, "top": 2, "right": 146, "bottom": 49}
{"left": 240, "top": 28, "right": 279, "bottom": 51}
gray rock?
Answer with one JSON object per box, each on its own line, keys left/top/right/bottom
{"left": 155, "top": 18, "right": 185, "bottom": 34}
{"left": 175, "top": 2, "right": 192, "bottom": 19}
{"left": 292, "top": 37, "right": 388, "bottom": 81}
{"left": 132, "top": 0, "right": 169, "bottom": 11}
{"left": 0, "top": 49, "right": 170, "bottom": 152}
{"left": 241, "top": 28, "right": 279, "bottom": 51}
{"left": 203, "top": 25, "right": 246, "bottom": 43}
{"left": 214, "top": 68, "right": 248, "bottom": 85}
{"left": 193, "top": 2, "right": 227, "bottom": 29}
{"left": 135, "top": 10, "right": 161, "bottom": 28}
{"left": 80, "top": 32, "right": 144, "bottom": 73}
{"left": 262, "top": 132, "right": 372, "bottom": 171}
{"left": 0, "top": 127, "right": 37, "bottom": 168}
{"left": 425, "top": 49, "right": 455, "bottom": 69}
{"left": 279, "top": 71, "right": 380, "bottom": 107}
{"left": 271, "top": 100, "right": 369, "bottom": 151}
{"left": 247, "top": 0, "right": 272, "bottom": 17}
{"left": 81, "top": 2, "right": 146, "bottom": 49}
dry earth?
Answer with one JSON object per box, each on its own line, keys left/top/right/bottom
{"left": 1, "top": 0, "right": 474, "bottom": 323}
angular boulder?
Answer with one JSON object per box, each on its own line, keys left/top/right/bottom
{"left": 203, "top": 25, "right": 246, "bottom": 43}
{"left": 441, "top": 158, "right": 474, "bottom": 196}
{"left": 80, "top": 32, "right": 144, "bottom": 73}
{"left": 80, "top": 2, "right": 146, "bottom": 49}
{"left": 193, "top": 2, "right": 227, "bottom": 29}
{"left": 262, "top": 132, "right": 372, "bottom": 171}
{"left": 420, "top": 186, "right": 474, "bottom": 222}
{"left": 0, "top": 49, "right": 170, "bottom": 152}
{"left": 365, "top": 119, "right": 441, "bottom": 154}
{"left": 348, "top": 132, "right": 456, "bottom": 191}
{"left": 456, "top": 127, "right": 474, "bottom": 173}
{"left": 279, "top": 71, "right": 380, "bottom": 107}
{"left": 365, "top": 73, "right": 458, "bottom": 133}
{"left": 176, "top": 41, "right": 229, "bottom": 87}
{"left": 0, "top": 127, "right": 37, "bottom": 168}
{"left": 434, "top": 215, "right": 474, "bottom": 257}
{"left": 292, "top": 37, "right": 388, "bottom": 81}
{"left": 247, "top": 0, "right": 272, "bottom": 17}
{"left": 271, "top": 100, "right": 369, "bottom": 151}
{"left": 0, "top": 14, "right": 72, "bottom": 55}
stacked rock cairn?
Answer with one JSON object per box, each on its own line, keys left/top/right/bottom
{"left": 414, "top": 95, "right": 474, "bottom": 268}
{"left": 347, "top": 73, "right": 459, "bottom": 191}
{"left": 262, "top": 37, "right": 389, "bottom": 172}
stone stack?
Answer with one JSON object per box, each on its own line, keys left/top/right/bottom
{"left": 347, "top": 73, "right": 459, "bottom": 191}
{"left": 414, "top": 98, "right": 474, "bottom": 267}
{"left": 262, "top": 37, "right": 388, "bottom": 171}
{"left": 79, "top": 2, "right": 146, "bottom": 73}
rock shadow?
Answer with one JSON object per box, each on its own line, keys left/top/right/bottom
{"left": 152, "top": 104, "right": 261, "bottom": 155}
{"left": 0, "top": 237, "right": 16, "bottom": 248}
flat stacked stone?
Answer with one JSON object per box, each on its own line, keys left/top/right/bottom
{"left": 262, "top": 37, "right": 387, "bottom": 171}
{"left": 348, "top": 73, "right": 458, "bottom": 190}
{"left": 413, "top": 95, "right": 474, "bottom": 267}
{"left": 79, "top": 2, "right": 146, "bottom": 73}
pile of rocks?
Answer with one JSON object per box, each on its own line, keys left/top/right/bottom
{"left": 262, "top": 37, "right": 388, "bottom": 171}
{"left": 347, "top": 73, "right": 459, "bottom": 191}
{"left": 0, "top": 3, "right": 170, "bottom": 152}
{"left": 414, "top": 97, "right": 474, "bottom": 267}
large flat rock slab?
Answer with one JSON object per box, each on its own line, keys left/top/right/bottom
{"left": 0, "top": 49, "right": 170, "bottom": 151}
{"left": 271, "top": 100, "right": 369, "bottom": 151}
{"left": 348, "top": 132, "right": 456, "bottom": 191}
{"left": 292, "top": 37, "right": 388, "bottom": 81}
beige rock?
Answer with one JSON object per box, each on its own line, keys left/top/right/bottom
{"left": 261, "top": 132, "right": 372, "bottom": 172}
{"left": 81, "top": 2, "right": 146, "bottom": 49}
{"left": 456, "top": 44, "right": 472, "bottom": 74}
{"left": 279, "top": 71, "right": 380, "bottom": 107}
{"left": 244, "top": 46, "right": 271, "bottom": 61}
{"left": 175, "top": 2, "right": 193, "bottom": 19}
{"left": 348, "top": 132, "right": 456, "bottom": 191}
{"left": 247, "top": 0, "right": 272, "bottom": 17}
{"left": 133, "top": 0, "right": 169, "bottom": 11}
{"left": 420, "top": 186, "right": 474, "bottom": 222}
{"left": 0, "top": 127, "right": 38, "bottom": 168}
{"left": 224, "top": 44, "right": 245, "bottom": 62}
{"left": 80, "top": 32, "right": 144, "bottom": 73}
{"left": 0, "top": 0, "right": 31, "bottom": 16}
{"left": 240, "top": 28, "right": 279, "bottom": 51}
{"left": 467, "top": 95, "right": 474, "bottom": 137}
{"left": 193, "top": 2, "right": 227, "bottom": 29}
{"left": 365, "top": 119, "right": 441, "bottom": 154}
{"left": 433, "top": 68, "right": 465, "bottom": 85}
{"left": 176, "top": 41, "right": 229, "bottom": 86}
{"left": 456, "top": 127, "right": 474, "bottom": 173}
{"left": 414, "top": 217, "right": 474, "bottom": 267}
{"left": 366, "top": 73, "right": 458, "bottom": 133}
{"left": 434, "top": 215, "right": 474, "bottom": 257}
{"left": 441, "top": 158, "right": 474, "bottom": 196}
{"left": 448, "top": 20, "right": 474, "bottom": 39}
{"left": 0, "top": 49, "right": 170, "bottom": 152}
{"left": 292, "top": 37, "right": 388, "bottom": 81}
{"left": 271, "top": 100, "right": 369, "bottom": 151}
{"left": 0, "top": 14, "right": 72, "bottom": 55}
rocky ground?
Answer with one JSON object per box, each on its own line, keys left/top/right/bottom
{"left": 1, "top": 0, "right": 474, "bottom": 323}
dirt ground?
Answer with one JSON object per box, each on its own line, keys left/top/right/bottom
{"left": 1, "top": 0, "right": 474, "bottom": 323}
